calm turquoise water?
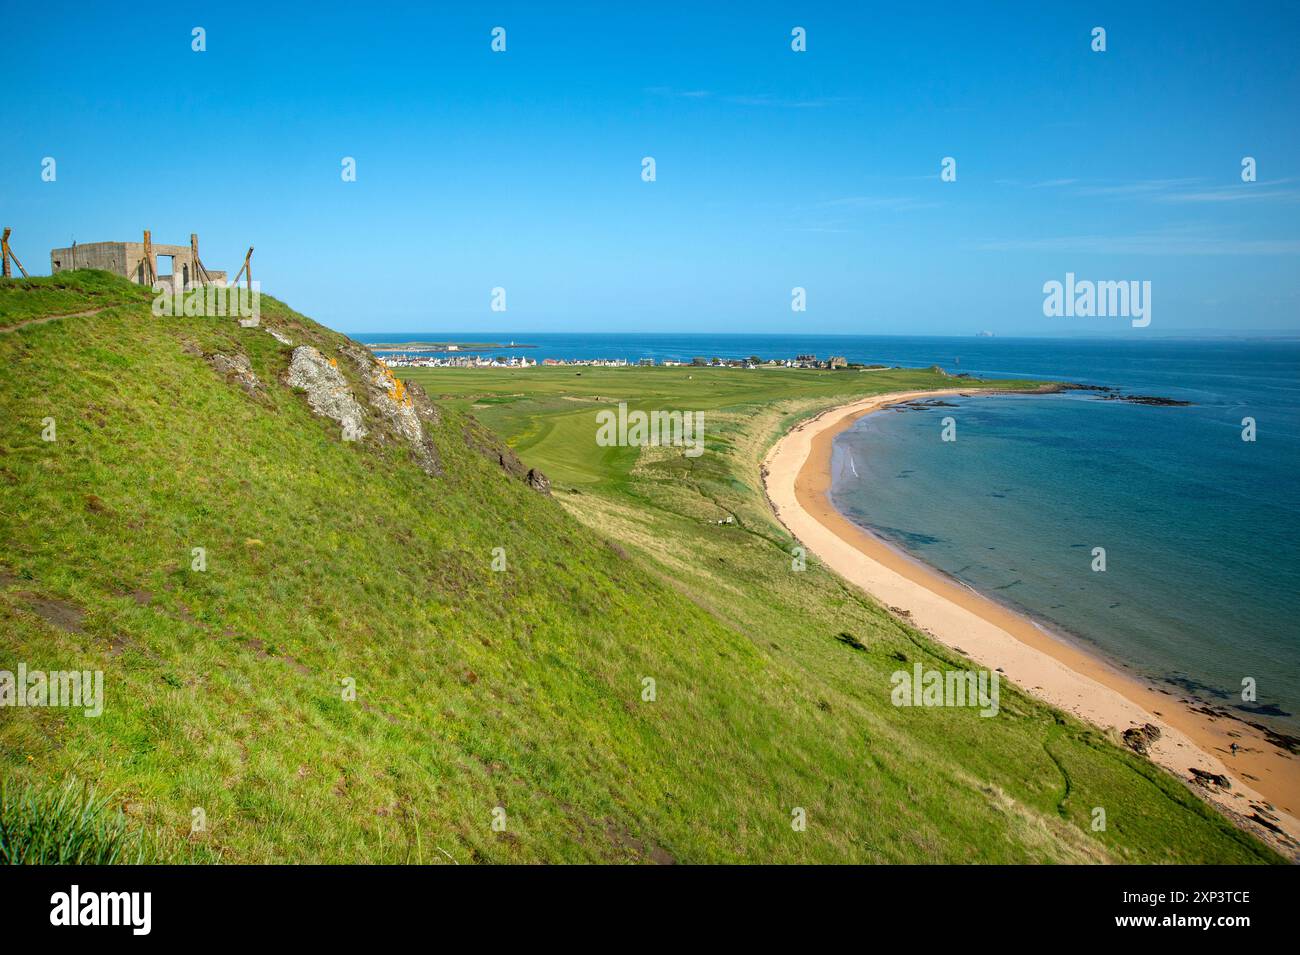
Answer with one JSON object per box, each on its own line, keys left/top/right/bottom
{"left": 828, "top": 340, "right": 1300, "bottom": 736}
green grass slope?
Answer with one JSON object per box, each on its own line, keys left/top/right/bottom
{"left": 0, "top": 271, "right": 1280, "bottom": 863}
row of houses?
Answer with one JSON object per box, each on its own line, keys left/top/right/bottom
{"left": 540, "top": 358, "right": 630, "bottom": 367}
{"left": 378, "top": 354, "right": 536, "bottom": 369}
{"left": 377, "top": 353, "right": 861, "bottom": 370}
{"left": 663, "top": 355, "right": 850, "bottom": 369}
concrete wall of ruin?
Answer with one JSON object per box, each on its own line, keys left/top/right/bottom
{"left": 49, "top": 242, "right": 129, "bottom": 275}
{"left": 49, "top": 241, "right": 227, "bottom": 289}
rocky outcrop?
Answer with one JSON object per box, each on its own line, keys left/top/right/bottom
{"left": 285, "top": 346, "right": 368, "bottom": 442}
{"left": 206, "top": 351, "right": 261, "bottom": 394}
{"left": 337, "top": 343, "right": 442, "bottom": 476}
{"left": 1056, "top": 383, "right": 1192, "bottom": 406}
{"left": 1248, "top": 808, "right": 1284, "bottom": 834}
{"left": 266, "top": 327, "right": 293, "bottom": 346}
{"left": 498, "top": 446, "right": 527, "bottom": 479}
{"left": 463, "top": 418, "right": 551, "bottom": 494}
{"left": 404, "top": 379, "right": 442, "bottom": 431}
{"left": 1100, "top": 393, "right": 1193, "bottom": 407}
{"left": 526, "top": 468, "right": 551, "bottom": 495}
{"left": 1122, "top": 722, "right": 1162, "bottom": 756}
{"left": 1189, "top": 767, "right": 1231, "bottom": 790}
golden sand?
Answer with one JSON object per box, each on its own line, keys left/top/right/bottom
{"left": 763, "top": 390, "right": 1300, "bottom": 849}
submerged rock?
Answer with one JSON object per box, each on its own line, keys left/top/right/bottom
{"left": 1099, "top": 394, "right": 1193, "bottom": 407}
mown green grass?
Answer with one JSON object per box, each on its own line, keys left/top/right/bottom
{"left": 0, "top": 272, "right": 1280, "bottom": 863}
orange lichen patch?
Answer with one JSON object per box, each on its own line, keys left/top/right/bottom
{"left": 379, "top": 364, "right": 412, "bottom": 407}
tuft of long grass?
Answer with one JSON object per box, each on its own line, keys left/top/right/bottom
{"left": 0, "top": 777, "right": 147, "bottom": 865}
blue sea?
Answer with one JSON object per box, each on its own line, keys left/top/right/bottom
{"left": 825, "top": 338, "right": 1300, "bottom": 739}
{"left": 354, "top": 332, "right": 1300, "bottom": 736}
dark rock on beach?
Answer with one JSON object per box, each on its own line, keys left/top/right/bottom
{"left": 1189, "top": 767, "right": 1231, "bottom": 790}
{"left": 1122, "top": 723, "right": 1162, "bottom": 756}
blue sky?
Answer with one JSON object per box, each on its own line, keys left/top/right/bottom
{"left": 4, "top": 1, "right": 1298, "bottom": 335}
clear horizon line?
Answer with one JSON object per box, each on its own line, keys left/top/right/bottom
{"left": 340, "top": 329, "right": 1300, "bottom": 341}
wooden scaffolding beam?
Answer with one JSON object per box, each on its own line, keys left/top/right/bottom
{"left": 190, "top": 233, "right": 213, "bottom": 286}
{"left": 2, "top": 227, "right": 30, "bottom": 279}
{"left": 231, "top": 246, "right": 254, "bottom": 290}
{"left": 142, "top": 229, "right": 157, "bottom": 285}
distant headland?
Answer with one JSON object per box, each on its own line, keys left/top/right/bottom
{"left": 365, "top": 341, "right": 536, "bottom": 352}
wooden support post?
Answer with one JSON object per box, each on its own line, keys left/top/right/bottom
{"left": 190, "top": 233, "right": 212, "bottom": 286}
{"left": 232, "top": 246, "right": 254, "bottom": 290}
{"left": 2, "top": 228, "right": 30, "bottom": 279}
{"left": 142, "top": 229, "right": 156, "bottom": 285}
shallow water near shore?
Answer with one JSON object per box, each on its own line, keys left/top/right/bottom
{"left": 830, "top": 341, "right": 1300, "bottom": 738}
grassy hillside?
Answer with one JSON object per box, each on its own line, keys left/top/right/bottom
{"left": 0, "top": 271, "right": 1280, "bottom": 863}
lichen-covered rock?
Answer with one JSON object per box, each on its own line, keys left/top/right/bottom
{"left": 368, "top": 369, "right": 423, "bottom": 445}
{"left": 285, "top": 346, "right": 367, "bottom": 441}
{"left": 206, "top": 351, "right": 260, "bottom": 393}
{"left": 266, "top": 327, "right": 293, "bottom": 346}
{"left": 335, "top": 344, "right": 442, "bottom": 475}
{"left": 403, "top": 378, "right": 442, "bottom": 429}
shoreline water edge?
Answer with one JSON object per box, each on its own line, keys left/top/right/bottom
{"left": 761, "top": 387, "right": 1300, "bottom": 857}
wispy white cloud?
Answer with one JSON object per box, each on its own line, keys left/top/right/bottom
{"left": 995, "top": 177, "right": 1080, "bottom": 189}
{"left": 1158, "top": 179, "right": 1300, "bottom": 203}
{"left": 818, "top": 195, "right": 941, "bottom": 211}
{"left": 723, "top": 93, "right": 838, "bottom": 108}
{"left": 1070, "top": 178, "right": 1204, "bottom": 198}
{"left": 977, "top": 227, "right": 1300, "bottom": 255}
{"left": 784, "top": 193, "right": 939, "bottom": 234}
{"left": 997, "top": 176, "right": 1300, "bottom": 205}
{"left": 644, "top": 86, "right": 840, "bottom": 108}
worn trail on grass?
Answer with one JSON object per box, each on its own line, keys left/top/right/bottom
{"left": 0, "top": 308, "right": 105, "bottom": 334}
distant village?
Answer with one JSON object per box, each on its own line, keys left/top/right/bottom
{"left": 375, "top": 352, "right": 877, "bottom": 371}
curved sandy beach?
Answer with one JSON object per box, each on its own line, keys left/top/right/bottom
{"left": 763, "top": 389, "right": 1300, "bottom": 854}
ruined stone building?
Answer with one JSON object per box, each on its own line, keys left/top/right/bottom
{"left": 49, "top": 237, "right": 227, "bottom": 292}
